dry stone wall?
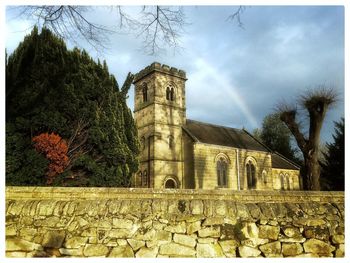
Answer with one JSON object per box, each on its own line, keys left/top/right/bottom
{"left": 5, "top": 187, "right": 344, "bottom": 258}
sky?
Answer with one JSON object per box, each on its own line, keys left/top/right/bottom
{"left": 5, "top": 5, "right": 345, "bottom": 145}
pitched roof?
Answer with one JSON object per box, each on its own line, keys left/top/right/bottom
{"left": 183, "top": 119, "right": 268, "bottom": 152}
{"left": 183, "top": 119, "right": 300, "bottom": 171}
{"left": 271, "top": 153, "right": 300, "bottom": 170}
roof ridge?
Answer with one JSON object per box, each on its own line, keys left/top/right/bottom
{"left": 242, "top": 129, "right": 272, "bottom": 152}
{"left": 186, "top": 119, "right": 242, "bottom": 132}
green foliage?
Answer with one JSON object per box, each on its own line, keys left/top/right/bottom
{"left": 257, "top": 113, "right": 301, "bottom": 164}
{"left": 6, "top": 27, "right": 139, "bottom": 187}
{"left": 320, "top": 118, "right": 344, "bottom": 191}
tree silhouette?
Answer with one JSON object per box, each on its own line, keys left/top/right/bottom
{"left": 320, "top": 117, "right": 344, "bottom": 190}
{"left": 278, "top": 87, "right": 337, "bottom": 190}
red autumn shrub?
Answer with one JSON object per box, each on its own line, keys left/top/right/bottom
{"left": 32, "top": 132, "right": 69, "bottom": 184}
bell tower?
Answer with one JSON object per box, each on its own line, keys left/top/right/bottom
{"left": 133, "top": 62, "right": 187, "bottom": 188}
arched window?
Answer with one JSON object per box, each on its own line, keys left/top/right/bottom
{"left": 170, "top": 87, "right": 175, "bottom": 101}
{"left": 285, "top": 174, "right": 290, "bottom": 190}
{"left": 289, "top": 177, "right": 294, "bottom": 190}
{"left": 168, "top": 135, "right": 174, "bottom": 149}
{"left": 262, "top": 170, "right": 267, "bottom": 184}
{"left": 166, "top": 87, "right": 171, "bottom": 100}
{"left": 246, "top": 160, "right": 256, "bottom": 189}
{"left": 164, "top": 178, "right": 177, "bottom": 188}
{"left": 142, "top": 170, "right": 148, "bottom": 187}
{"left": 142, "top": 83, "right": 148, "bottom": 102}
{"left": 280, "top": 173, "right": 290, "bottom": 190}
{"left": 217, "top": 157, "right": 228, "bottom": 187}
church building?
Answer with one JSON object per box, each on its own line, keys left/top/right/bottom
{"left": 132, "top": 62, "right": 300, "bottom": 190}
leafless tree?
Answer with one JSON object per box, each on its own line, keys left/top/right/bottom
{"left": 10, "top": 5, "right": 245, "bottom": 55}
{"left": 277, "top": 86, "right": 337, "bottom": 190}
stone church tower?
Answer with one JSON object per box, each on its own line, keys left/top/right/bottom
{"left": 133, "top": 62, "right": 187, "bottom": 188}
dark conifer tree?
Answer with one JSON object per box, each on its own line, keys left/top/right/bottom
{"left": 6, "top": 27, "right": 139, "bottom": 186}
{"left": 320, "top": 118, "right": 344, "bottom": 190}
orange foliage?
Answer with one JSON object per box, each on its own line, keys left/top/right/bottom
{"left": 32, "top": 132, "right": 69, "bottom": 184}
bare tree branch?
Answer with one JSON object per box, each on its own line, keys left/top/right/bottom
{"left": 13, "top": 5, "right": 114, "bottom": 53}
{"left": 227, "top": 6, "right": 247, "bottom": 28}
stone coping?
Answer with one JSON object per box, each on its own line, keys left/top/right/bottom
{"left": 6, "top": 187, "right": 344, "bottom": 203}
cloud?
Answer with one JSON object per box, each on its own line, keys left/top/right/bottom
{"left": 5, "top": 6, "right": 344, "bottom": 143}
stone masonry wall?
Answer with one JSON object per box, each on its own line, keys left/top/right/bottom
{"left": 6, "top": 187, "right": 344, "bottom": 258}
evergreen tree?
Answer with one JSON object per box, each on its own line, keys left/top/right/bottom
{"left": 257, "top": 113, "right": 301, "bottom": 164}
{"left": 6, "top": 27, "right": 139, "bottom": 186}
{"left": 320, "top": 118, "right": 344, "bottom": 190}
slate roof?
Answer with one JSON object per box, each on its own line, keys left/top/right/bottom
{"left": 183, "top": 119, "right": 300, "bottom": 171}
{"left": 271, "top": 153, "right": 300, "bottom": 170}
{"left": 183, "top": 119, "right": 268, "bottom": 152}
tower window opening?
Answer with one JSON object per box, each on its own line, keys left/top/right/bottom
{"left": 170, "top": 87, "right": 175, "bottom": 101}
{"left": 142, "top": 83, "right": 148, "bottom": 102}
{"left": 166, "top": 87, "right": 170, "bottom": 100}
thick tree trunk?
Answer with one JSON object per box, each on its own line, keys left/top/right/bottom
{"left": 304, "top": 153, "right": 321, "bottom": 190}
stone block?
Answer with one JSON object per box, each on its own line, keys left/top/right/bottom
{"left": 42, "top": 230, "right": 66, "bottom": 248}
{"left": 135, "top": 246, "right": 159, "bottom": 258}
{"left": 282, "top": 226, "right": 302, "bottom": 238}
{"left": 108, "top": 245, "right": 134, "bottom": 257}
{"left": 154, "top": 230, "right": 172, "bottom": 241}
{"left": 196, "top": 243, "right": 225, "bottom": 257}
{"left": 197, "top": 237, "right": 216, "bottom": 244}
{"left": 173, "top": 233, "right": 196, "bottom": 247}
{"left": 335, "top": 244, "right": 344, "bottom": 257}
{"left": 59, "top": 247, "right": 84, "bottom": 256}
{"left": 64, "top": 237, "right": 88, "bottom": 249}
{"left": 259, "top": 241, "right": 281, "bottom": 256}
{"left": 304, "top": 226, "right": 329, "bottom": 241}
{"left": 6, "top": 238, "right": 43, "bottom": 252}
{"left": 236, "top": 203, "right": 251, "bottom": 219}
{"left": 282, "top": 243, "right": 303, "bottom": 256}
{"left": 8, "top": 202, "right": 25, "bottom": 216}
{"left": 159, "top": 242, "right": 196, "bottom": 257}
{"left": 83, "top": 244, "right": 109, "bottom": 257}
{"left": 108, "top": 227, "right": 137, "bottom": 239}
{"left": 259, "top": 225, "right": 280, "bottom": 240}
{"left": 293, "top": 218, "right": 326, "bottom": 227}
{"left": 246, "top": 203, "right": 262, "bottom": 218}
{"left": 191, "top": 200, "right": 204, "bottom": 214}
{"left": 112, "top": 218, "right": 133, "bottom": 229}
{"left": 198, "top": 226, "right": 221, "bottom": 238}
{"left": 241, "top": 222, "right": 259, "bottom": 239}
{"left": 187, "top": 220, "right": 202, "bottom": 234}
{"left": 238, "top": 245, "right": 261, "bottom": 257}
{"left": 6, "top": 251, "right": 27, "bottom": 257}
{"left": 164, "top": 222, "right": 186, "bottom": 233}
{"left": 203, "top": 217, "right": 224, "bottom": 226}
{"left": 214, "top": 201, "right": 227, "bottom": 216}
{"left": 258, "top": 203, "right": 275, "bottom": 219}
{"left": 108, "top": 200, "right": 121, "bottom": 214}
{"left": 127, "top": 239, "right": 145, "bottom": 251}
{"left": 6, "top": 225, "right": 17, "bottom": 236}
{"left": 331, "top": 234, "right": 344, "bottom": 244}
{"left": 218, "top": 240, "right": 239, "bottom": 257}
{"left": 37, "top": 200, "right": 57, "bottom": 216}
{"left": 241, "top": 238, "right": 269, "bottom": 248}
{"left": 81, "top": 227, "right": 96, "bottom": 237}
{"left": 280, "top": 236, "right": 306, "bottom": 243}
{"left": 303, "top": 238, "right": 335, "bottom": 255}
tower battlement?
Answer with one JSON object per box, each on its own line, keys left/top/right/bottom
{"left": 133, "top": 62, "right": 187, "bottom": 83}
